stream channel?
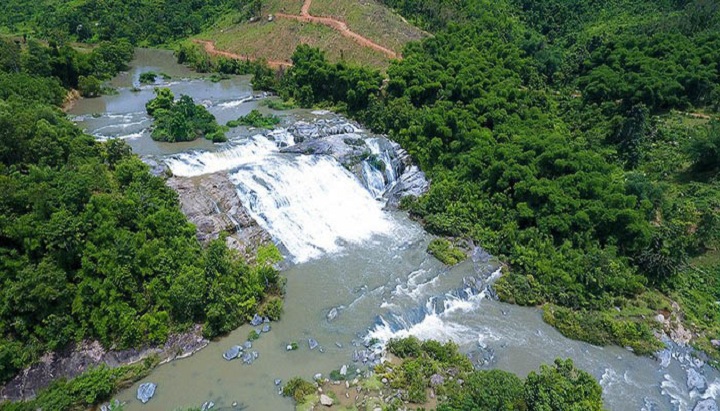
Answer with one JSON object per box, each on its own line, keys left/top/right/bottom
{"left": 68, "top": 49, "right": 720, "bottom": 411}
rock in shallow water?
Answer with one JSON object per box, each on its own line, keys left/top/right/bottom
{"left": 201, "top": 401, "right": 214, "bottom": 411}
{"left": 250, "top": 313, "right": 264, "bottom": 326}
{"left": 320, "top": 394, "right": 334, "bottom": 406}
{"left": 223, "top": 345, "right": 243, "bottom": 361}
{"left": 136, "top": 382, "right": 156, "bottom": 404}
{"left": 262, "top": 324, "right": 271, "bottom": 333}
{"left": 694, "top": 399, "right": 719, "bottom": 411}
{"left": 308, "top": 338, "right": 319, "bottom": 350}
{"left": 687, "top": 368, "right": 707, "bottom": 393}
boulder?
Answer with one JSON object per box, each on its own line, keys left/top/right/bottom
{"left": 262, "top": 324, "right": 271, "bottom": 333}
{"left": 223, "top": 345, "right": 243, "bottom": 361}
{"left": 687, "top": 368, "right": 707, "bottom": 393}
{"left": 243, "top": 341, "right": 252, "bottom": 349}
{"left": 335, "top": 342, "right": 343, "bottom": 348}
{"left": 711, "top": 340, "right": 720, "bottom": 348}
{"left": 327, "top": 307, "right": 339, "bottom": 322}
{"left": 136, "top": 382, "right": 156, "bottom": 404}
{"left": 201, "top": 401, "right": 215, "bottom": 411}
{"left": 694, "top": 399, "right": 719, "bottom": 411}
{"left": 340, "top": 364, "right": 348, "bottom": 376}
{"left": 430, "top": 374, "right": 445, "bottom": 386}
{"left": 320, "top": 394, "right": 334, "bottom": 406}
{"left": 274, "top": 378, "right": 282, "bottom": 386}
{"left": 250, "top": 314, "right": 264, "bottom": 326}
{"left": 314, "top": 373, "right": 323, "bottom": 381}
{"left": 308, "top": 338, "right": 319, "bottom": 350}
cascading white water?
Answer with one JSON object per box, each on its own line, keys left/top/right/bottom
{"left": 230, "top": 154, "right": 398, "bottom": 263}
{"left": 165, "top": 132, "right": 402, "bottom": 263}
{"left": 361, "top": 138, "right": 400, "bottom": 198}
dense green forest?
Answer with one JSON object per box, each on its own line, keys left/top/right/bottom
{"left": 0, "top": 0, "right": 262, "bottom": 46}
{"left": 275, "top": 0, "right": 720, "bottom": 354}
{"left": 145, "top": 88, "right": 228, "bottom": 142}
{"left": 0, "top": 38, "right": 283, "bottom": 393}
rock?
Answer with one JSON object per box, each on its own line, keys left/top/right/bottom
{"left": 657, "top": 349, "right": 672, "bottom": 368}
{"left": 327, "top": 307, "right": 339, "bottom": 322}
{"left": 381, "top": 378, "right": 388, "bottom": 384}
{"left": 655, "top": 314, "right": 666, "bottom": 323}
{"left": 274, "top": 378, "right": 282, "bottom": 386}
{"left": 286, "top": 344, "right": 293, "bottom": 351}
{"left": 250, "top": 314, "right": 264, "bottom": 326}
{"left": 167, "top": 174, "right": 272, "bottom": 260}
{"left": 320, "top": 394, "right": 334, "bottom": 406}
{"left": 335, "top": 342, "right": 343, "bottom": 348}
{"left": 340, "top": 364, "right": 348, "bottom": 376}
{"left": 711, "top": 340, "right": 720, "bottom": 348}
{"left": 314, "top": 373, "right": 323, "bottom": 381}
{"left": 201, "top": 401, "right": 215, "bottom": 411}
{"left": 136, "top": 382, "right": 157, "bottom": 404}
{"left": 223, "top": 345, "right": 243, "bottom": 361}
{"left": 241, "top": 351, "right": 258, "bottom": 365}
{"left": 687, "top": 368, "right": 707, "bottom": 393}
{"left": 430, "top": 374, "right": 445, "bottom": 386}
{"left": 694, "top": 399, "right": 719, "bottom": 411}
{"left": 262, "top": 324, "right": 271, "bottom": 333}
{"left": 232, "top": 402, "right": 238, "bottom": 407}
{"left": 243, "top": 341, "right": 252, "bottom": 350}
{"left": 308, "top": 338, "right": 319, "bottom": 350}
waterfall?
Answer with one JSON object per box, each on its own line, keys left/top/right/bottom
{"left": 361, "top": 137, "right": 402, "bottom": 198}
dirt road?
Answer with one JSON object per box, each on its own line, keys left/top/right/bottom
{"left": 193, "top": 39, "right": 293, "bottom": 69}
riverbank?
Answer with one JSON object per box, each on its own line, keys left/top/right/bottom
{"left": 0, "top": 326, "right": 207, "bottom": 402}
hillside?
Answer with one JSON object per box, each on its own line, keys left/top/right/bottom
{"left": 197, "top": 0, "right": 427, "bottom": 69}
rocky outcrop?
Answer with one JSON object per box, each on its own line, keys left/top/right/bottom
{"left": 167, "top": 172, "right": 272, "bottom": 261}
{"left": 694, "top": 399, "right": 719, "bottom": 411}
{"left": 0, "top": 325, "right": 207, "bottom": 401}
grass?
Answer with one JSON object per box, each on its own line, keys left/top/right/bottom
{"left": 198, "top": 0, "right": 426, "bottom": 69}
{"left": 201, "top": 18, "right": 391, "bottom": 69}
{"left": 308, "top": 0, "right": 427, "bottom": 53}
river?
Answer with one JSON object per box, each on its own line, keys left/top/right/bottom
{"left": 69, "top": 49, "right": 719, "bottom": 411}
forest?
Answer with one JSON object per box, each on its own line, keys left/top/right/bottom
{"left": 0, "top": 37, "right": 283, "bottom": 398}
{"left": 275, "top": 0, "right": 720, "bottom": 355}
{"left": 0, "top": 0, "right": 718, "bottom": 408}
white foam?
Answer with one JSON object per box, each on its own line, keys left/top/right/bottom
{"left": 217, "top": 96, "right": 254, "bottom": 109}
{"left": 165, "top": 135, "right": 278, "bottom": 177}
{"left": 230, "top": 154, "right": 397, "bottom": 263}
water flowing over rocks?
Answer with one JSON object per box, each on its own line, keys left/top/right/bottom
{"left": 166, "top": 173, "right": 272, "bottom": 261}
{"left": 695, "top": 399, "right": 719, "bottom": 411}
{"left": 280, "top": 118, "right": 429, "bottom": 208}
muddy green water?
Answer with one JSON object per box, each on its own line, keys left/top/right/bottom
{"left": 69, "top": 49, "right": 719, "bottom": 411}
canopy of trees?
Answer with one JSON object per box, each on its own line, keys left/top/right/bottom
{"left": 277, "top": 0, "right": 720, "bottom": 353}
{"left": 0, "top": 40, "right": 281, "bottom": 386}
{"left": 146, "top": 88, "right": 227, "bottom": 143}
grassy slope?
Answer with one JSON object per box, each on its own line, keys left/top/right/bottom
{"left": 198, "top": 0, "right": 426, "bottom": 69}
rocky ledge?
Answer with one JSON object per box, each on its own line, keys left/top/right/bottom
{"left": 167, "top": 172, "right": 272, "bottom": 261}
{"left": 0, "top": 325, "right": 207, "bottom": 401}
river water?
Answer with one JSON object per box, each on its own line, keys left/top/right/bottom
{"left": 69, "top": 49, "right": 719, "bottom": 411}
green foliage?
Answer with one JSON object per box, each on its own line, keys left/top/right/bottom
{"left": 175, "top": 42, "right": 278, "bottom": 91}
{"left": 524, "top": 359, "right": 604, "bottom": 411}
{"left": 281, "top": 0, "right": 720, "bottom": 351}
{"left": 139, "top": 71, "right": 157, "bottom": 84}
{"left": 439, "top": 369, "right": 526, "bottom": 411}
{"left": 263, "top": 98, "right": 297, "bottom": 111}
{"left": 0, "top": 361, "right": 154, "bottom": 411}
{"left": 282, "top": 377, "right": 317, "bottom": 403}
{"left": 78, "top": 75, "right": 102, "bottom": 97}
{"left": 258, "top": 296, "right": 283, "bottom": 321}
{"left": 279, "top": 45, "right": 383, "bottom": 113}
{"left": 227, "top": 109, "right": 281, "bottom": 129}
{"left": 0, "top": 0, "right": 241, "bottom": 46}
{"left": 146, "top": 88, "right": 227, "bottom": 143}
{"left": 248, "top": 329, "right": 260, "bottom": 341}
{"left": 427, "top": 238, "right": 466, "bottom": 265}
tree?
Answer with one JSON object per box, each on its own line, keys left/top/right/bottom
{"left": 524, "top": 359, "right": 603, "bottom": 411}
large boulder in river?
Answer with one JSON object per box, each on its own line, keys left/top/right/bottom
{"left": 166, "top": 173, "right": 272, "bottom": 262}
{"left": 694, "top": 399, "right": 719, "bottom": 411}
{"left": 223, "top": 345, "right": 243, "bottom": 361}
{"left": 137, "top": 382, "right": 157, "bottom": 403}
{"left": 687, "top": 368, "right": 707, "bottom": 393}
{"left": 320, "top": 394, "right": 334, "bottom": 406}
